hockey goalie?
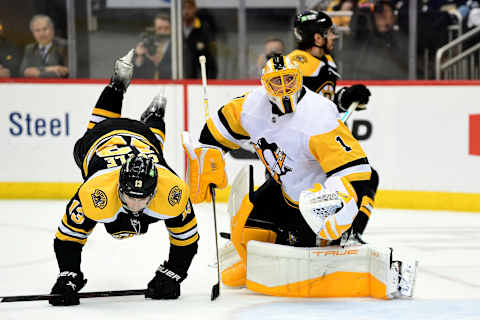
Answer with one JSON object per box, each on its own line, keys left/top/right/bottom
{"left": 219, "top": 166, "right": 417, "bottom": 299}
{"left": 183, "top": 54, "right": 417, "bottom": 299}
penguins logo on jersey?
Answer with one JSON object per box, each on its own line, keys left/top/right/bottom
{"left": 91, "top": 189, "right": 107, "bottom": 209}
{"left": 253, "top": 138, "right": 292, "bottom": 184}
{"left": 168, "top": 186, "right": 182, "bottom": 206}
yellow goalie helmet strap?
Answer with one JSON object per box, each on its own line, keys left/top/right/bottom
{"left": 182, "top": 132, "right": 227, "bottom": 204}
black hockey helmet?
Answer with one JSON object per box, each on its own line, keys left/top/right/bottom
{"left": 294, "top": 10, "right": 334, "bottom": 49}
{"left": 119, "top": 154, "right": 158, "bottom": 199}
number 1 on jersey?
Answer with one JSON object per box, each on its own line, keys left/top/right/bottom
{"left": 335, "top": 136, "right": 352, "bottom": 152}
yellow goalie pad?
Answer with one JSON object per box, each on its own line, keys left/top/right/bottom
{"left": 181, "top": 132, "right": 227, "bottom": 203}
{"left": 246, "top": 241, "right": 404, "bottom": 299}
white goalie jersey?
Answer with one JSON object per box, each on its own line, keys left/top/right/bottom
{"left": 206, "top": 86, "right": 371, "bottom": 206}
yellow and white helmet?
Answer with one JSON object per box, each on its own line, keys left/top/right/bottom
{"left": 261, "top": 54, "right": 303, "bottom": 115}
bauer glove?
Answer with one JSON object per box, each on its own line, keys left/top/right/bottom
{"left": 335, "top": 84, "right": 371, "bottom": 112}
{"left": 145, "top": 262, "right": 186, "bottom": 300}
{"left": 49, "top": 271, "right": 87, "bottom": 306}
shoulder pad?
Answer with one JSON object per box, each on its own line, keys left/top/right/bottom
{"left": 78, "top": 168, "right": 123, "bottom": 222}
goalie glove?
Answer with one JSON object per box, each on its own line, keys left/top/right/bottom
{"left": 181, "top": 131, "right": 227, "bottom": 203}
{"left": 299, "top": 176, "right": 358, "bottom": 240}
{"left": 335, "top": 84, "right": 370, "bottom": 112}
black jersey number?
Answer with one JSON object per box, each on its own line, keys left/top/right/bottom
{"left": 335, "top": 136, "right": 352, "bottom": 152}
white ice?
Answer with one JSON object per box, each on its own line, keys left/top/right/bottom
{"left": 1, "top": 200, "right": 480, "bottom": 320}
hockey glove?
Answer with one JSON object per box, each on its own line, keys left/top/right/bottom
{"left": 336, "top": 84, "right": 371, "bottom": 112}
{"left": 299, "top": 176, "right": 359, "bottom": 240}
{"left": 145, "top": 262, "right": 186, "bottom": 300}
{"left": 49, "top": 271, "right": 87, "bottom": 306}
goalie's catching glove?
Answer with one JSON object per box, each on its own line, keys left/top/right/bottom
{"left": 145, "top": 262, "right": 186, "bottom": 300}
{"left": 49, "top": 271, "right": 87, "bottom": 306}
{"left": 335, "top": 84, "right": 371, "bottom": 112}
{"left": 299, "top": 176, "right": 359, "bottom": 240}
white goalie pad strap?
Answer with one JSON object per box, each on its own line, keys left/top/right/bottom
{"left": 246, "top": 241, "right": 403, "bottom": 299}
{"left": 227, "top": 165, "right": 250, "bottom": 220}
{"left": 217, "top": 240, "right": 241, "bottom": 272}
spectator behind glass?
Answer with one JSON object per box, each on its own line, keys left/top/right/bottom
{"left": 20, "top": 14, "right": 68, "bottom": 78}
{"left": 249, "top": 37, "right": 285, "bottom": 78}
{"left": 0, "top": 19, "right": 20, "bottom": 78}
{"left": 134, "top": 13, "right": 172, "bottom": 79}
{"left": 325, "top": 0, "right": 357, "bottom": 27}
{"left": 341, "top": 0, "right": 408, "bottom": 79}
{"left": 183, "top": 0, "right": 218, "bottom": 79}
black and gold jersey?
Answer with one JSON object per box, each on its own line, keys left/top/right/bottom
{"left": 287, "top": 49, "right": 340, "bottom": 101}
{"left": 55, "top": 163, "right": 197, "bottom": 246}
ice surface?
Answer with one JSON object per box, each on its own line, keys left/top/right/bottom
{"left": 1, "top": 200, "right": 479, "bottom": 320}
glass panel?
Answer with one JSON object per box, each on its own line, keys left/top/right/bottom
{"left": 1, "top": 0, "right": 477, "bottom": 80}
{"left": 88, "top": 0, "right": 172, "bottom": 79}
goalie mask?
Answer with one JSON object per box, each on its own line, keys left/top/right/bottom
{"left": 261, "top": 54, "right": 303, "bottom": 115}
{"left": 119, "top": 154, "right": 157, "bottom": 213}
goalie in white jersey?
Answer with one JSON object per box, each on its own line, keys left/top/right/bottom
{"left": 183, "top": 54, "right": 416, "bottom": 298}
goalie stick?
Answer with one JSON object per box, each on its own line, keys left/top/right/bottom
{"left": 341, "top": 101, "right": 360, "bottom": 123}
{"left": 0, "top": 289, "right": 146, "bottom": 303}
{"left": 199, "top": 55, "right": 220, "bottom": 301}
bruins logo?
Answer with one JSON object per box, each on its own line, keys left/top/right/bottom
{"left": 318, "top": 81, "right": 335, "bottom": 100}
{"left": 91, "top": 189, "right": 107, "bottom": 209}
{"left": 168, "top": 186, "right": 182, "bottom": 206}
{"left": 292, "top": 54, "right": 307, "bottom": 64}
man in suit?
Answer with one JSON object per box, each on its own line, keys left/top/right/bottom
{"left": 20, "top": 14, "right": 68, "bottom": 78}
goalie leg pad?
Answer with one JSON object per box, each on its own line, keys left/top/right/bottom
{"left": 246, "top": 241, "right": 417, "bottom": 299}
{"left": 222, "top": 193, "right": 276, "bottom": 287}
{"left": 222, "top": 226, "right": 277, "bottom": 287}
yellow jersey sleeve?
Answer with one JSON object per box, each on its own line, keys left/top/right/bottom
{"left": 145, "top": 165, "right": 191, "bottom": 219}
{"left": 309, "top": 120, "right": 371, "bottom": 182}
{"left": 287, "top": 49, "right": 322, "bottom": 77}
{"left": 78, "top": 167, "right": 124, "bottom": 222}
{"left": 206, "top": 93, "right": 250, "bottom": 150}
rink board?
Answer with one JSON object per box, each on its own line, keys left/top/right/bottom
{"left": 1, "top": 79, "right": 479, "bottom": 212}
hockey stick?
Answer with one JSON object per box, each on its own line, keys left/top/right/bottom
{"left": 209, "top": 184, "right": 220, "bottom": 301}
{"left": 199, "top": 55, "right": 220, "bottom": 301}
{"left": 341, "top": 101, "right": 359, "bottom": 123}
{"left": 0, "top": 289, "right": 146, "bottom": 303}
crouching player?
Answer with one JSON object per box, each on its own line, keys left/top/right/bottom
{"left": 49, "top": 49, "right": 198, "bottom": 306}
{"left": 182, "top": 54, "right": 416, "bottom": 299}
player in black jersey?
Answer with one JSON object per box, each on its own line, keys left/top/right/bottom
{"left": 287, "top": 10, "right": 378, "bottom": 244}
{"left": 49, "top": 50, "right": 198, "bottom": 306}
